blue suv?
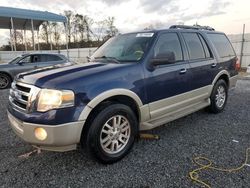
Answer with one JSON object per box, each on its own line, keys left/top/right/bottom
{"left": 8, "top": 25, "right": 239, "bottom": 163}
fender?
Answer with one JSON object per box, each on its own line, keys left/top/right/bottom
{"left": 78, "top": 89, "right": 145, "bottom": 121}
{"left": 212, "top": 70, "right": 230, "bottom": 86}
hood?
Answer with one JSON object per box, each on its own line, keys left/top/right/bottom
{"left": 16, "top": 62, "right": 131, "bottom": 89}
{"left": 0, "top": 63, "right": 10, "bottom": 68}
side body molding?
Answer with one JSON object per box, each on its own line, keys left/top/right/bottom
{"left": 78, "top": 89, "right": 150, "bottom": 122}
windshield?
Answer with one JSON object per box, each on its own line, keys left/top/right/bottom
{"left": 9, "top": 56, "right": 22, "bottom": 64}
{"left": 91, "top": 32, "right": 155, "bottom": 62}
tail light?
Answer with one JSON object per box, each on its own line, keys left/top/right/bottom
{"left": 235, "top": 57, "right": 240, "bottom": 71}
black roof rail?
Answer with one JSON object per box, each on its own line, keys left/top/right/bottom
{"left": 169, "top": 25, "right": 215, "bottom": 31}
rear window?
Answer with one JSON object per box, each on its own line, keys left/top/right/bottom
{"left": 207, "top": 34, "right": 235, "bottom": 60}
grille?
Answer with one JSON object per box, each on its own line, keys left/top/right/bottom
{"left": 9, "top": 82, "right": 40, "bottom": 112}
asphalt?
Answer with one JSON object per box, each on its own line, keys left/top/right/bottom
{"left": 0, "top": 79, "right": 250, "bottom": 188}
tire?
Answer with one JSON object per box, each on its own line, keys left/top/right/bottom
{"left": 209, "top": 79, "right": 228, "bottom": 113}
{"left": 84, "top": 103, "right": 138, "bottom": 164}
{"left": 0, "top": 73, "right": 11, "bottom": 89}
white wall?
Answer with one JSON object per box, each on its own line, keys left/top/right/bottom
{"left": 0, "top": 48, "right": 97, "bottom": 64}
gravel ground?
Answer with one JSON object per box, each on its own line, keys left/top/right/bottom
{"left": 0, "top": 79, "right": 250, "bottom": 188}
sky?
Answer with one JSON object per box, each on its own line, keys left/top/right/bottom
{"left": 0, "top": 0, "right": 250, "bottom": 45}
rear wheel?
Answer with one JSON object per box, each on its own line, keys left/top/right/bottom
{"left": 84, "top": 103, "right": 138, "bottom": 164}
{"left": 209, "top": 79, "right": 228, "bottom": 113}
{"left": 0, "top": 73, "right": 11, "bottom": 89}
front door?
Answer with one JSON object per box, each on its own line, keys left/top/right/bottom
{"left": 11, "top": 55, "right": 38, "bottom": 76}
{"left": 144, "top": 32, "right": 192, "bottom": 119}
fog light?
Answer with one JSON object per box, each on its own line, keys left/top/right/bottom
{"left": 34, "top": 128, "right": 47, "bottom": 141}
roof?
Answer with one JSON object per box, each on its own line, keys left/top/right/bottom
{"left": 0, "top": 6, "right": 67, "bottom": 30}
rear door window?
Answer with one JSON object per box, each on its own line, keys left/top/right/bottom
{"left": 198, "top": 34, "right": 212, "bottom": 58}
{"left": 207, "top": 33, "right": 235, "bottom": 60}
{"left": 182, "top": 33, "right": 206, "bottom": 60}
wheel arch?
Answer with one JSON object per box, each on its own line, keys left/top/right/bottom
{"left": 0, "top": 71, "right": 13, "bottom": 81}
{"left": 212, "top": 70, "right": 230, "bottom": 88}
{"left": 78, "top": 89, "right": 143, "bottom": 122}
{"left": 78, "top": 89, "right": 143, "bottom": 146}
{"left": 0, "top": 71, "right": 13, "bottom": 89}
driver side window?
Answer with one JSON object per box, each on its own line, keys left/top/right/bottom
{"left": 20, "top": 56, "right": 31, "bottom": 64}
{"left": 154, "top": 33, "right": 183, "bottom": 62}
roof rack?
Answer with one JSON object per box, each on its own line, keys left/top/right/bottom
{"left": 169, "top": 25, "right": 215, "bottom": 31}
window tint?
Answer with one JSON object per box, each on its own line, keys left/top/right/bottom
{"left": 47, "top": 55, "right": 62, "bottom": 61}
{"left": 183, "top": 33, "right": 206, "bottom": 60}
{"left": 20, "top": 56, "right": 31, "bottom": 63}
{"left": 40, "top": 55, "right": 62, "bottom": 62}
{"left": 207, "top": 34, "right": 235, "bottom": 59}
{"left": 31, "top": 55, "right": 41, "bottom": 63}
{"left": 154, "top": 33, "right": 183, "bottom": 62}
{"left": 198, "top": 34, "right": 212, "bottom": 58}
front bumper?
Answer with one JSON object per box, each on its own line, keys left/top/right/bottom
{"left": 7, "top": 111, "right": 85, "bottom": 152}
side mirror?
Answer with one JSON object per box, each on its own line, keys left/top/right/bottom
{"left": 151, "top": 51, "right": 176, "bottom": 66}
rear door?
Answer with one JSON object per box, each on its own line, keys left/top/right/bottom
{"left": 144, "top": 32, "right": 192, "bottom": 119}
{"left": 181, "top": 32, "right": 218, "bottom": 92}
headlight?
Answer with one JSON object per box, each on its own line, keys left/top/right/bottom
{"left": 37, "top": 89, "right": 74, "bottom": 112}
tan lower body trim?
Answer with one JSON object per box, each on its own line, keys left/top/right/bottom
{"left": 8, "top": 111, "right": 85, "bottom": 152}
{"left": 139, "top": 85, "right": 212, "bottom": 130}
{"left": 148, "top": 85, "right": 212, "bottom": 119}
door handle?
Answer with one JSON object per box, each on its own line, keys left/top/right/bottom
{"left": 211, "top": 63, "right": 217, "bottom": 68}
{"left": 179, "top": 68, "right": 187, "bottom": 74}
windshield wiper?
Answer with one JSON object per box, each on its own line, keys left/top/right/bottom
{"left": 94, "top": 56, "right": 120, "bottom": 64}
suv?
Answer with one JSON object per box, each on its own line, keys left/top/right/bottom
{"left": 8, "top": 25, "right": 239, "bottom": 163}
{"left": 0, "top": 53, "right": 68, "bottom": 89}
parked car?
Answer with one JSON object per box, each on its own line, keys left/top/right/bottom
{"left": 8, "top": 25, "right": 239, "bottom": 163}
{"left": 0, "top": 53, "right": 68, "bottom": 89}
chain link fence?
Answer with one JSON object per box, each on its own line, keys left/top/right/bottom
{"left": 228, "top": 33, "right": 250, "bottom": 68}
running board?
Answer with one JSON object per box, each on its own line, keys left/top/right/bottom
{"left": 140, "top": 99, "right": 210, "bottom": 130}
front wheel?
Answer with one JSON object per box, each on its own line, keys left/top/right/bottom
{"left": 209, "top": 79, "right": 228, "bottom": 113}
{"left": 0, "top": 73, "right": 11, "bottom": 89}
{"left": 84, "top": 103, "right": 138, "bottom": 164}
